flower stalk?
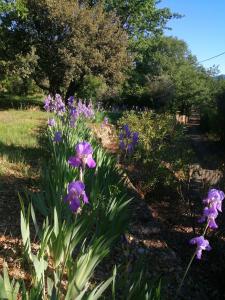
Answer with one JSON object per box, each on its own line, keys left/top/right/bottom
{"left": 176, "top": 188, "right": 224, "bottom": 297}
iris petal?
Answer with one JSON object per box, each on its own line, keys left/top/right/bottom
{"left": 86, "top": 156, "right": 96, "bottom": 168}
{"left": 68, "top": 156, "right": 81, "bottom": 167}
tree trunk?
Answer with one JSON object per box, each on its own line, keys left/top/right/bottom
{"left": 65, "top": 80, "right": 77, "bottom": 104}
{"left": 65, "top": 75, "right": 85, "bottom": 105}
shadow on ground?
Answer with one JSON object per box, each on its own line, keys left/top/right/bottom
{"left": 0, "top": 93, "right": 43, "bottom": 110}
{"left": 0, "top": 173, "right": 38, "bottom": 236}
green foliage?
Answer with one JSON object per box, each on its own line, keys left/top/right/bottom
{"left": 0, "top": 0, "right": 28, "bottom": 16}
{"left": 11, "top": 109, "right": 136, "bottom": 298}
{"left": 83, "top": 0, "right": 178, "bottom": 39}
{"left": 0, "top": 0, "right": 130, "bottom": 97}
{"left": 201, "top": 78, "right": 225, "bottom": 142}
{"left": 113, "top": 261, "right": 162, "bottom": 300}
{"left": 78, "top": 75, "right": 108, "bottom": 102}
{"left": 118, "top": 111, "right": 193, "bottom": 193}
{"left": 0, "top": 0, "right": 181, "bottom": 103}
{"left": 122, "top": 36, "right": 213, "bottom": 113}
{"left": 0, "top": 263, "right": 20, "bottom": 300}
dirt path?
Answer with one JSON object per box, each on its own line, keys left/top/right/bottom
{"left": 187, "top": 111, "right": 223, "bottom": 189}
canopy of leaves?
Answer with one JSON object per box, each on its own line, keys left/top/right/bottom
{"left": 85, "top": 0, "right": 179, "bottom": 37}
{"left": 122, "top": 36, "right": 213, "bottom": 113}
{"left": 0, "top": 0, "right": 130, "bottom": 96}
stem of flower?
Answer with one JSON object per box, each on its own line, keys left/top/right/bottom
{"left": 202, "top": 222, "right": 209, "bottom": 236}
{"left": 176, "top": 222, "right": 209, "bottom": 297}
{"left": 176, "top": 250, "right": 196, "bottom": 298}
{"left": 80, "top": 167, "right": 83, "bottom": 182}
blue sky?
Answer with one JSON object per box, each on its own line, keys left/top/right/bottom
{"left": 157, "top": 0, "right": 225, "bottom": 74}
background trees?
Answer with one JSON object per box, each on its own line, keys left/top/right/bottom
{"left": 0, "top": 0, "right": 225, "bottom": 113}
{"left": 0, "top": 0, "right": 130, "bottom": 98}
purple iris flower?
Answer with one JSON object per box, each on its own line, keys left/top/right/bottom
{"left": 64, "top": 181, "right": 88, "bottom": 213}
{"left": 123, "top": 124, "right": 131, "bottom": 138}
{"left": 53, "top": 131, "right": 62, "bottom": 143}
{"left": 55, "top": 94, "right": 65, "bottom": 116}
{"left": 44, "top": 94, "right": 65, "bottom": 115}
{"left": 127, "top": 143, "right": 135, "bottom": 153}
{"left": 44, "top": 95, "right": 55, "bottom": 112}
{"left": 199, "top": 206, "right": 219, "bottom": 229}
{"left": 132, "top": 132, "right": 139, "bottom": 145}
{"left": 48, "top": 118, "right": 56, "bottom": 127}
{"left": 119, "top": 140, "right": 126, "bottom": 150}
{"left": 189, "top": 236, "right": 211, "bottom": 259}
{"left": 68, "top": 142, "right": 96, "bottom": 169}
{"left": 203, "top": 189, "right": 225, "bottom": 212}
{"left": 119, "top": 133, "right": 124, "bottom": 140}
{"left": 70, "top": 107, "right": 77, "bottom": 116}
{"left": 76, "top": 100, "right": 95, "bottom": 119}
{"left": 119, "top": 125, "right": 139, "bottom": 153}
{"left": 68, "top": 96, "right": 75, "bottom": 107}
{"left": 70, "top": 108, "right": 79, "bottom": 127}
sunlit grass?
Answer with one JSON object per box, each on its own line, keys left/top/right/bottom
{"left": 0, "top": 109, "right": 48, "bottom": 178}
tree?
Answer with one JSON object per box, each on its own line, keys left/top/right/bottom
{"left": 84, "top": 0, "right": 178, "bottom": 37}
{"left": 121, "top": 36, "right": 213, "bottom": 113}
{"left": 0, "top": 0, "right": 130, "bottom": 97}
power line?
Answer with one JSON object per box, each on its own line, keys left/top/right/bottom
{"left": 157, "top": 51, "right": 225, "bottom": 99}
{"left": 151, "top": 51, "right": 225, "bottom": 100}
{"left": 199, "top": 51, "right": 225, "bottom": 63}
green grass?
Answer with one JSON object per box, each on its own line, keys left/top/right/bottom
{"left": 0, "top": 109, "right": 48, "bottom": 177}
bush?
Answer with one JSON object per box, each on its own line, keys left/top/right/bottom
{"left": 1, "top": 76, "right": 41, "bottom": 96}
{"left": 200, "top": 107, "right": 218, "bottom": 134}
{"left": 118, "top": 111, "right": 193, "bottom": 194}
{"left": 78, "top": 75, "right": 108, "bottom": 102}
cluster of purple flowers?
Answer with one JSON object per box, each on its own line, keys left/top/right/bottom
{"left": 68, "top": 97, "right": 95, "bottom": 127}
{"left": 200, "top": 189, "right": 225, "bottom": 228}
{"left": 44, "top": 94, "right": 94, "bottom": 129}
{"left": 119, "top": 124, "right": 139, "bottom": 154}
{"left": 44, "top": 94, "right": 65, "bottom": 116}
{"left": 44, "top": 95, "right": 97, "bottom": 212}
{"left": 77, "top": 100, "right": 94, "bottom": 118}
{"left": 190, "top": 188, "right": 225, "bottom": 259}
{"left": 65, "top": 141, "right": 96, "bottom": 213}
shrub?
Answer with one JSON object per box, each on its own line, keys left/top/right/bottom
{"left": 78, "top": 75, "right": 108, "bottom": 102}
{"left": 118, "top": 110, "right": 193, "bottom": 194}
